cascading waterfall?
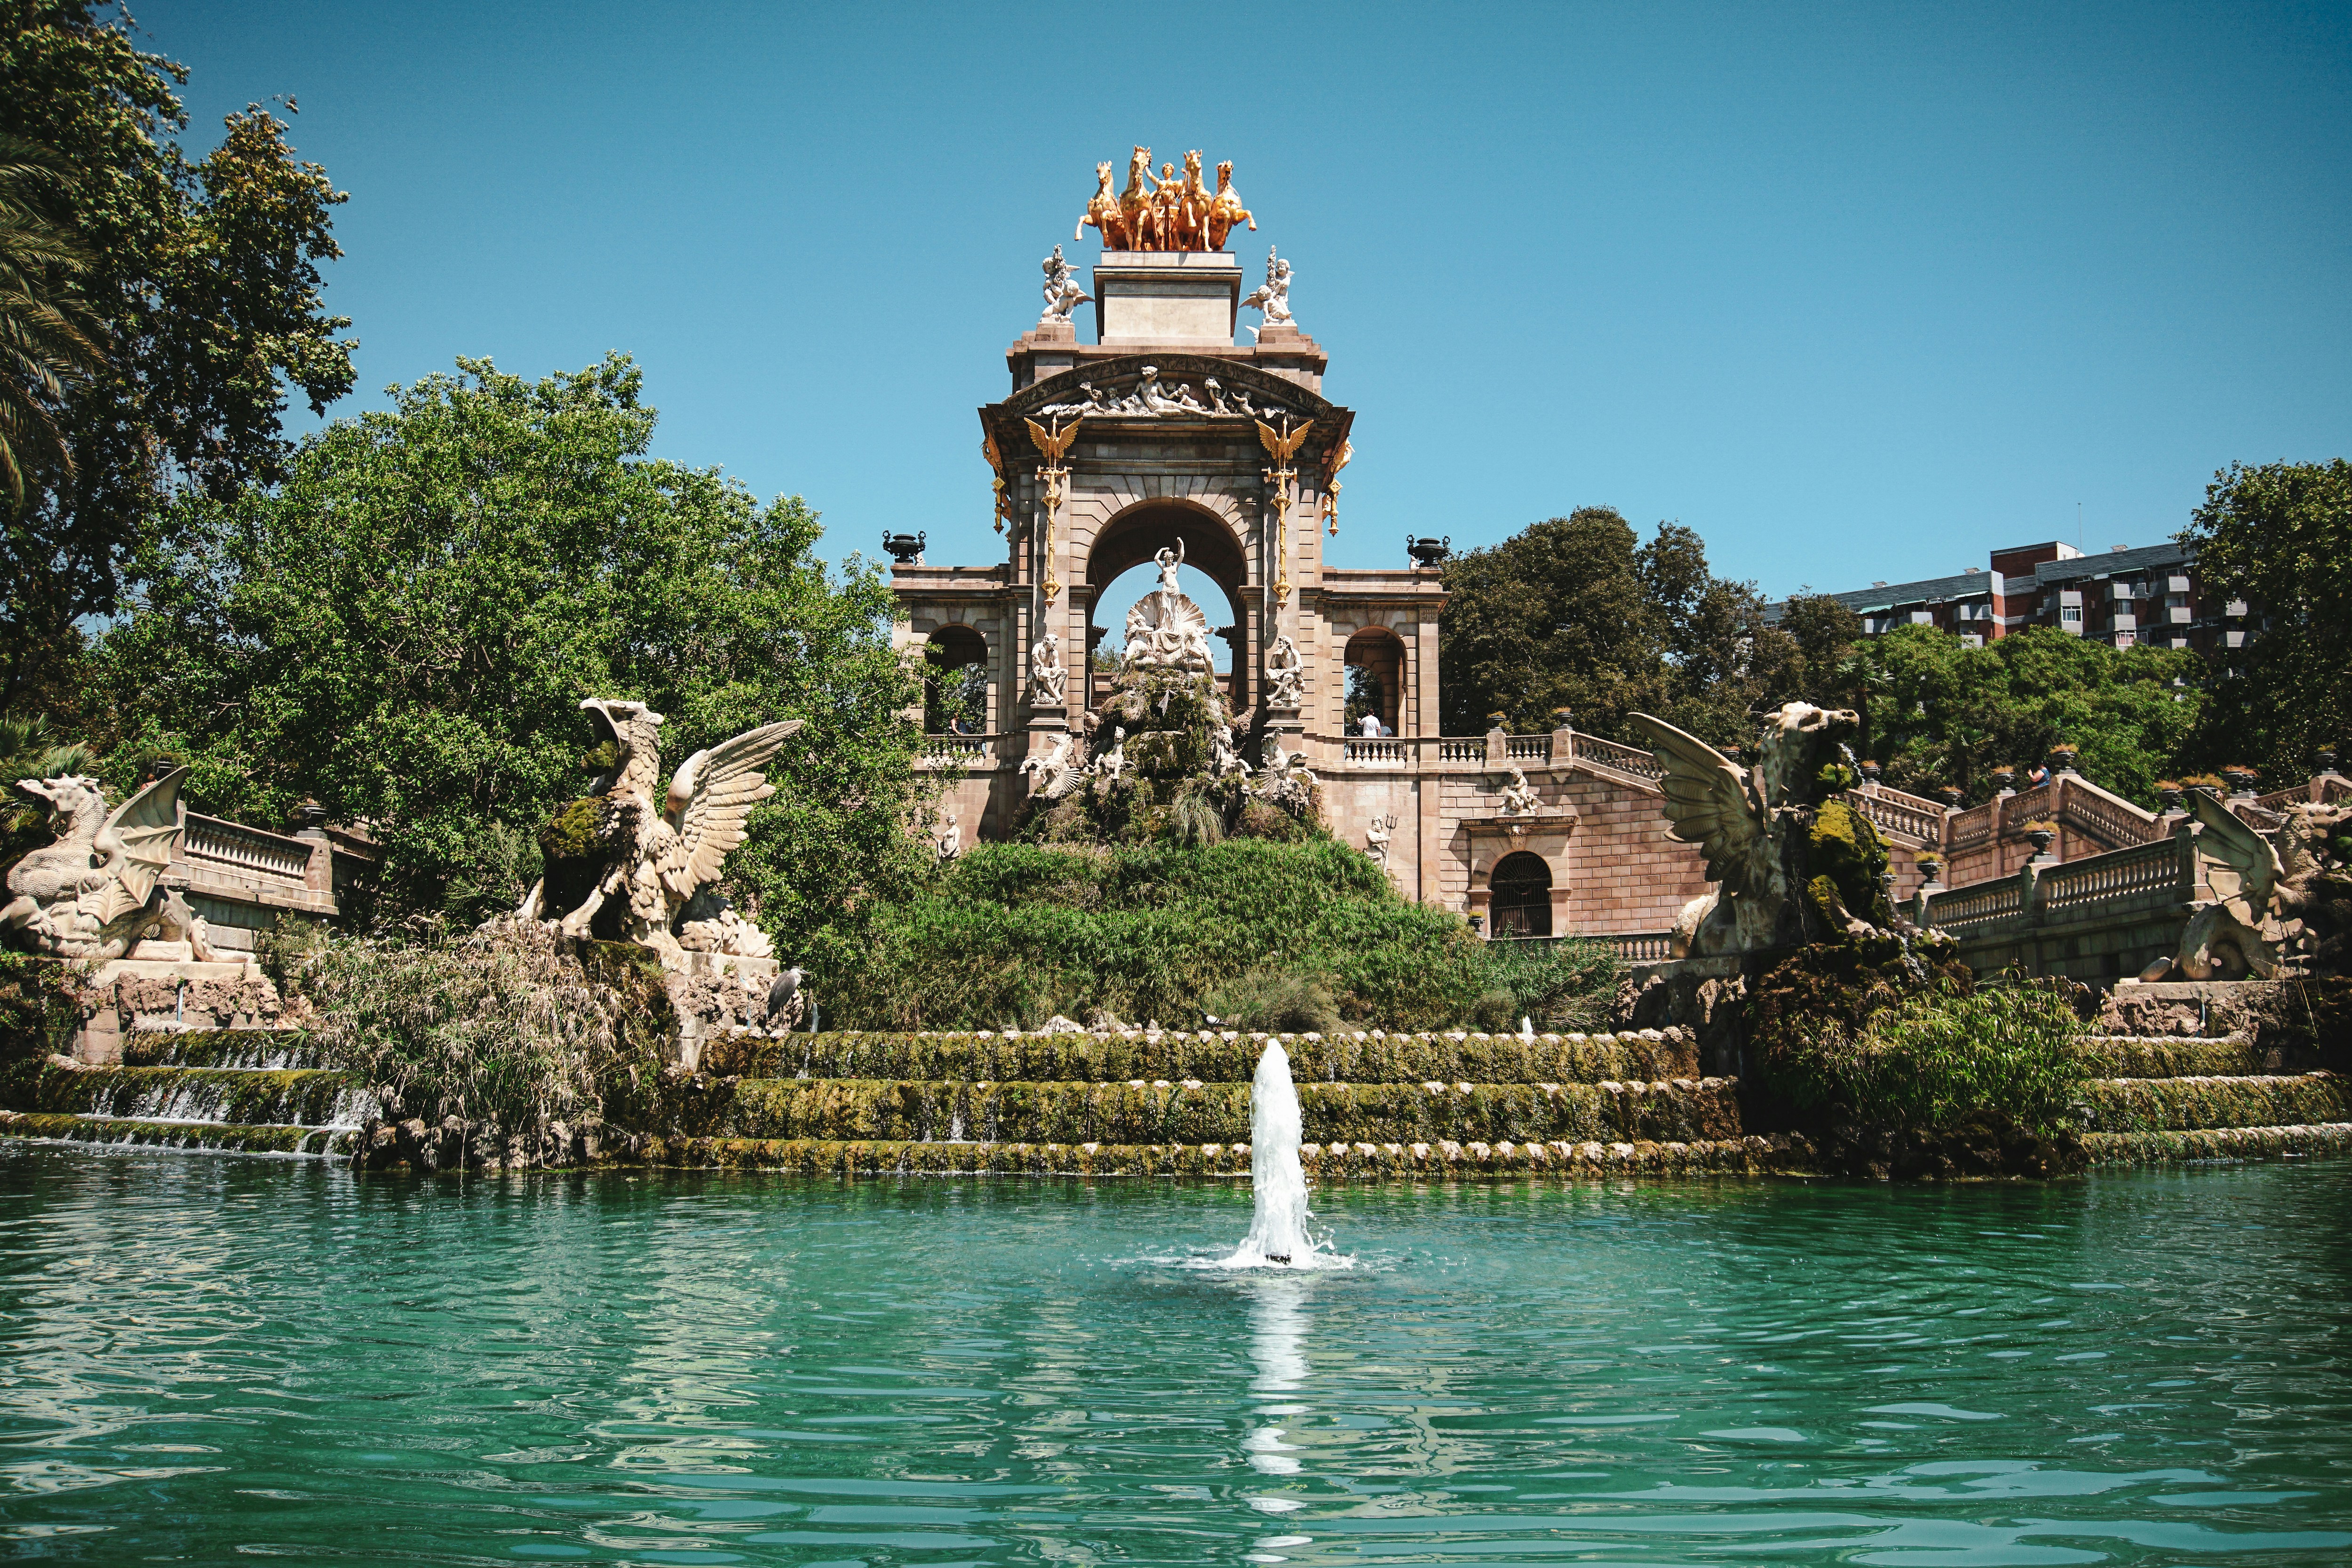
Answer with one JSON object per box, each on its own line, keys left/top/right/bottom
{"left": 1222, "top": 1041, "right": 1341, "bottom": 1269}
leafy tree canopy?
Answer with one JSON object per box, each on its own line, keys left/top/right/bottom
{"left": 1, "top": 0, "right": 355, "bottom": 708}
{"left": 2181, "top": 459, "right": 2351, "bottom": 783}
{"left": 1844, "top": 624, "right": 2201, "bottom": 806}
{"left": 1437, "top": 509, "right": 1801, "bottom": 748}
{"left": 100, "top": 355, "right": 930, "bottom": 949}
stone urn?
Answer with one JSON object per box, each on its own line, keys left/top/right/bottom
{"left": 1859, "top": 760, "right": 1883, "bottom": 785}
{"left": 1407, "top": 535, "right": 1453, "bottom": 568}
{"left": 1937, "top": 785, "right": 1963, "bottom": 809}
{"left": 1992, "top": 766, "right": 2018, "bottom": 796}
{"left": 2157, "top": 783, "right": 2184, "bottom": 814}
{"left": 2046, "top": 745, "right": 2081, "bottom": 777}
{"left": 2319, "top": 748, "right": 2341, "bottom": 778}
{"left": 2024, "top": 825, "right": 2057, "bottom": 860}
{"left": 2223, "top": 765, "right": 2259, "bottom": 799}
{"left": 1916, "top": 854, "right": 1945, "bottom": 888}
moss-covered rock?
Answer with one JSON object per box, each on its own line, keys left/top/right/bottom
{"left": 1807, "top": 799, "right": 1891, "bottom": 927}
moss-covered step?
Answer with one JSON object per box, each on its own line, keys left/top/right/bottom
{"left": 2069, "top": 1037, "right": 2262, "bottom": 1078}
{"left": 691, "top": 1075, "right": 1744, "bottom": 1147}
{"left": 2082, "top": 1122, "right": 2352, "bottom": 1164}
{"left": 2078, "top": 1073, "right": 2352, "bottom": 1133}
{"left": 702, "top": 1028, "right": 1699, "bottom": 1086}
{"left": 119, "top": 1028, "right": 322, "bottom": 1070}
{"left": 629, "top": 1130, "right": 1818, "bottom": 1179}
{"left": 0, "top": 1109, "right": 354, "bottom": 1156}
{"left": 23, "top": 1064, "right": 364, "bottom": 1127}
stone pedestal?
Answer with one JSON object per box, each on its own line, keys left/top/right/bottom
{"left": 1092, "top": 251, "right": 1243, "bottom": 345}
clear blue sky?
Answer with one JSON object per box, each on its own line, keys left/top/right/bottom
{"left": 147, "top": 0, "right": 2350, "bottom": 600}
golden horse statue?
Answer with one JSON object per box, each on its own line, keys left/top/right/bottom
{"left": 1074, "top": 160, "right": 1128, "bottom": 250}
{"left": 1080, "top": 149, "right": 1252, "bottom": 253}
{"left": 1206, "top": 161, "right": 1255, "bottom": 249}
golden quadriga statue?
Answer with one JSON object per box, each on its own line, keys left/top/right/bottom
{"left": 1077, "top": 147, "right": 1255, "bottom": 252}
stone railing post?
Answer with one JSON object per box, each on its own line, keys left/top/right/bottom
{"left": 1484, "top": 724, "right": 1508, "bottom": 766}
{"left": 2172, "top": 819, "right": 2201, "bottom": 901}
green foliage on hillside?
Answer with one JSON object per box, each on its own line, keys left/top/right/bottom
{"left": 1842, "top": 624, "right": 2202, "bottom": 806}
{"left": 810, "top": 839, "right": 1620, "bottom": 1033}
{"left": 97, "top": 355, "right": 930, "bottom": 947}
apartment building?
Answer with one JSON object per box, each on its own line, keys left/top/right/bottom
{"left": 1766, "top": 538, "right": 2255, "bottom": 653}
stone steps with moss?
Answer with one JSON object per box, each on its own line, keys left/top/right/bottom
{"left": 703, "top": 1028, "right": 1700, "bottom": 1085}
{"left": 2081, "top": 1123, "right": 2352, "bottom": 1165}
{"left": 627, "top": 1130, "right": 1821, "bottom": 1179}
{"left": 119, "top": 1027, "right": 326, "bottom": 1070}
{"left": 25, "top": 1063, "right": 364, "bottom": 1126}
{"left": 695, "top": 1075, "right": 1745, "bottom": 1147}
{"left": 2077, "top": 1073, "right": 2351, "bottom": 1134}
{"left": 3, "top": 1028, "right": 364, "bottom": 1161}
{"left": 0, "top": 1109, "right": 355, "bottom": 1156}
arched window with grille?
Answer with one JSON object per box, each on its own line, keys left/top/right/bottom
{"left": 1488, "top": 851, "right": 1553, "bottom": 937}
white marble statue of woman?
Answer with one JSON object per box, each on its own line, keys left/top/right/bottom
{"left": 1030, "top": 629, "right": 1066, "bottom": 704}
{"left": 1153, "top": 537, "right": 1185, "bottom": 594}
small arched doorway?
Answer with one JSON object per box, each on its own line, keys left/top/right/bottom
{"left": 1489, "top": 851, "right": 1553, "bottom": 937}
{"left": 923, "top": 624, "right": 989, "bottom": 733}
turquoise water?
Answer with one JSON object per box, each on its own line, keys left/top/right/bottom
{"left": 1, "top": 1149, "right": 2349, "bottom": 1565}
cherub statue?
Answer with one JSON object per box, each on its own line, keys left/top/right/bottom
{"left": 1241, "top": 247, "right": 1293, "bottom": 336}
{"left": 1029, "top": 630, "right": 1067, "bottom": 705}
{"left": 1498, "top": 764, "right": 1542, "bottom": 817}
{"left": 1039, "top": 245, "right": 1090, "bottom": 326}
{"left": 1, "top": 768, "right": 215, "bottom": 962}
{"left": 1263, "top": 633, "right": 1305, "bottom": 708}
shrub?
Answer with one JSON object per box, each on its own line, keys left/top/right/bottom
{"left": 1767, "top": 982, "right": 2087, "bottom": 1135}
{"left": 810, "top": 839, "right": 1622, "bottom": 1032}
{"left": 297, "top": 925, "right": 674, "bottom": 1136}
{"left": 1204, "top": 969, "right": 1340, "bottom": 1034}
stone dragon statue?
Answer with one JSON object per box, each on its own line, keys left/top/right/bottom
{"left": 1627, "top": 702, "right": 1865, "bottom": 957}
{"left": 2149, "top": 789, "right": 2352, "bottom": 980}
{"left": 514, "top": 699, "right": 802, "bottom": 961}
{"left": 1, "top": 768, "right": 216, "bottom": 962}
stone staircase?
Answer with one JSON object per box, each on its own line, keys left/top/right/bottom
{"left": 0, "top": 1027, "right": 364, "bottom": 1157}
{"left": 7, "top": 1021, "right": 2343, "bottom": 1179}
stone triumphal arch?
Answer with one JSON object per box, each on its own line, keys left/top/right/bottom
{"left": 890, "top": 163, "right": 1937, "bottom": 939}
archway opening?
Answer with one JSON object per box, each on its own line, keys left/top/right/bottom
{"left": 1085, "top": 501, "right": 1251, "bottom": 710}
{"left": 924, "top": 625, "right": 989, "bottom": 733}
{"left": 1343, "top": 627, "right": 1406, "bottom": 737}
{"left": 1489, "top": 851, "right": 1554, "bottom": 938}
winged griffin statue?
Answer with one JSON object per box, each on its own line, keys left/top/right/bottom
{"left": 514, "top": 699, "right": 802, "bottom": 962}
{"left": 2148, "top": 790, "right": 2352, "bottom": 980}
{"left": 2, "top": 768, "right": 216, "bottom": 962}
{"left": 1627, "top": 703, "right": 1865, "bottom": 957}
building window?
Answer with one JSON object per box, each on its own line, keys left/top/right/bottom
{"left": 2061, "top": 606, "right": 2082, "bottom": 623}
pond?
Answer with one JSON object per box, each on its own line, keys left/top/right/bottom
{"left": 0, "top": 1146, "right": 2347, "bottom": 1565}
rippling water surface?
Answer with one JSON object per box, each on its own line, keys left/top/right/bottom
{"left": 0, "top": 1147, "right": 2348, "bottom": 1565}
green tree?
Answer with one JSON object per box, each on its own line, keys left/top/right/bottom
{"left": 1, "top": 2, "right": 355, "bottom": 710}
{"left": 102, "top": 356, "right": 930, "bottom": 950}
{"left": 2181, "top": 460, "right": 2352, "bottom": 783}
{"left": 1771, "top": 592, "right": 1865, "bottom": 710}
{"left": 1438, "top": 509, "right": 1793, "bottom": 748}
{"left": 1846, "top": 624, "right": 2201, "bottom": 805}
{"left": 0, "top": 131, "right": 103, "bottom": 506}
